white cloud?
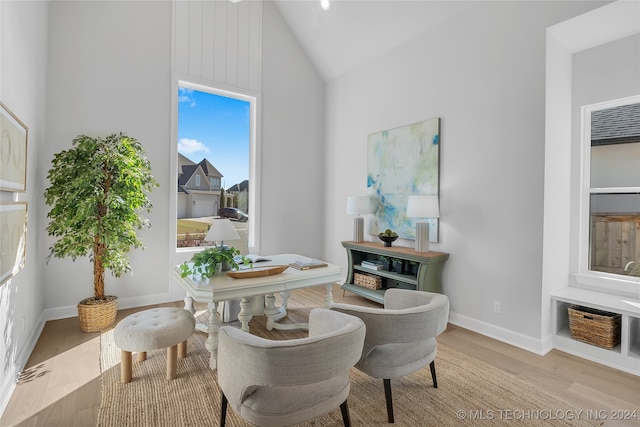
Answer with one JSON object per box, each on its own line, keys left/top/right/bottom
{"left": 178, "top": 88, "right": 196, "bottom": 106}
{"left": 178, "top": 138, "right": 210, "bottom": 155}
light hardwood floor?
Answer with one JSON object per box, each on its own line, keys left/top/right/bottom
{"left": 1, "top": 284, "right": 639, "bottom": 426}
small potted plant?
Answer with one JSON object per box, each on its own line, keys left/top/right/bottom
{"left": 405, "top": 260, "right": 419, "bottom": 276}
{"left": 45, "top": 133, "right": 158, "bottom": 332}
{"left": 179, "top": 246, "right": 251, "bottom": 280}
{"left": 390, "top": 257, "right": 405, "bottom": 274}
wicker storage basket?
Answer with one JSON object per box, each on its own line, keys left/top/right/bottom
{"left": 354, "top": 272, "right": 382, "bottom": 290}
{"left": 568, "top": 305, "right": 621, "bottom": 349}
{"left": 77, "top": 295, "right": 118, "bottom": 332}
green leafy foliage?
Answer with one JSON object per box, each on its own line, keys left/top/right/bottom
{"left": 44, "top": 133, "right": 159, "bottom": 298}
{"left": 179, "top": 246, "right": 251, "bottom": 279}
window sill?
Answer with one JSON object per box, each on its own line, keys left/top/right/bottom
{"left": 574, "top": 272, "right": 640, "bottom": 299}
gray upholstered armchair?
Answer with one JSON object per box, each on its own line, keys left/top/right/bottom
{"left": 330, "top": 289, "right": 450, "bottom": 423}
{"left": 217, "top": 308, "right": 366, "bottom": 427}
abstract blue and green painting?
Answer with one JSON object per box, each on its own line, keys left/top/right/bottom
{"left": 367, "top": 117, "right": 440, "bottom": 241}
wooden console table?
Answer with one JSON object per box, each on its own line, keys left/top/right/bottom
{"left": 341, "top": 241, "right": 449, "bottom": 304}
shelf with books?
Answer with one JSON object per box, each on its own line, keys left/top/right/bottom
{"left": 359, "top": 262, "right": 384, "bottom": 272}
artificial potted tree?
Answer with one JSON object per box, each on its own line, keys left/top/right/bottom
{"left": 44, "top": 133, "right": 158, "bottom": 332}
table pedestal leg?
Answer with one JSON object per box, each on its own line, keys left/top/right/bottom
{"left": 280, "top": 290, "right": 291, "bottom": 313}
{"left": 183, "top": 294, "right": 196, "bottom": 314}
{"left": 205, "top": 301, "right": 220, "bottom": 370}
{"left": 264, "top": 293, "right": 280, "bottom": 331}
{"left": 324, "top": 283, "right": 334, "bottom": 307}
{"left": 238, "top": 297, "right": 254, "bottom": 332}
{"left": 265, "top": 290, "right": 310, "bottom": 331}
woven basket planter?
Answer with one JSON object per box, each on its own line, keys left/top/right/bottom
{"left": 568, "top": 305, "right": 621, "bottom": 349}
{"left": 78, "top": 295, "right": 118, "bottom": 332}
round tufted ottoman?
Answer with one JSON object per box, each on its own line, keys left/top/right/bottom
{"left": 114, "top": 307, "right": 196, "bottom": 383}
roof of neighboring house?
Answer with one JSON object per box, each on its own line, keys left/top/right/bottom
{"left": 227, "top": 179, "right": 249, "bottom": 192}
{"left": 177, "top": 155, "right": 224, "bottom": 194}
{"left": 177, "top": 164, "right": 201, "bottom": 193}
{"left": 591, "top": 103, "right": 640, "bottom": 145}
{"left": 178, "top": 153, "right": 195, "bottom": 174}
{"left": 178, "top": 164, "right": 198, "bottom": 186}
{"left": 198, "top": 159, "right": 223, "bottom": 178}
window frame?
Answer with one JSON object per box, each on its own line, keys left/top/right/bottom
{"left": 576, "top": 95, "right": 640, "bottom": 292}
{"left": 172, "top": 78, "right": 261, "bottom": 255}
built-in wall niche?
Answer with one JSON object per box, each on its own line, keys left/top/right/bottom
{"left": 546, "top": 0, "right": 640, "bottom": 376}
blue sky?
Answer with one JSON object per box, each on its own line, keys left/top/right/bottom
{"left": 178, "top": 87, "right": 250, "bottom": 189}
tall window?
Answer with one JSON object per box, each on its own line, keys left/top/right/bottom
{"left": 581, "top": 97, "right": 640, "bottom": 285}
{"left": 176, "top": 82, "right": 254, "bottom": 252}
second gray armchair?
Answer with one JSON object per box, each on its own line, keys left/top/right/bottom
{"left": 330, "top": 288, "right": 450, "bottom": 423}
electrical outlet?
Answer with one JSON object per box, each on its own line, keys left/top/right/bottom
{"left": 493, "top": 301, "right": 501, "bottom": 314}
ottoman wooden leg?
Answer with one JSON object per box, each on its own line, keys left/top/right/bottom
{"left": 178, "top": 340, "right": 187, "bottom": 358}
{"left": 167, "top": 345, "right": 178, "bottom": 380}
{"left": 121, "top": 350, "right": 132, "bottom": 383}
{"left": 138, "top": 351, "right": 147, "bottom": 362}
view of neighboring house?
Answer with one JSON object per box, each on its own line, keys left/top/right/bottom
{"left": 227, "top": 179, "right": 249, "bottom": 214}
{"left": 589, "top": 103, "right": 640, "bottom": 275}
{"left": 177, "top": 154, "right": 250, "bottom": 219}
{"left": 177, "top": 153, "right": 224, "bottom": 218}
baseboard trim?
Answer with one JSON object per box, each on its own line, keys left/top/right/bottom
{"left": 448, "top": 311, "right": 551, "bottom": 356}
{"left": 40, "top": 292, "right": 177, "bottom": 322}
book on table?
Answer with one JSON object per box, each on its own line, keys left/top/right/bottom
{"left": 289, "top": 258, "right": 328, "bottom": 270}
{"left": 235, "top": 254, "right": 271, "bottom": 264}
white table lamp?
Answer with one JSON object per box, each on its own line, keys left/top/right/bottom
{"left": 406, "top": 195, "right": 440, "bottom": 253}
{"left": 205, "top": 218, "right": 240, "bottom": 248}
{"left": 347, "top": 196, "right": 372, "bottom": 242}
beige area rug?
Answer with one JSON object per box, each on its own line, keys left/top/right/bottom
{"left": 98, "top": 300, "right": 602, "bottom": 427}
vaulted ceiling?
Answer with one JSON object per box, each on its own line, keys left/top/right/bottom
{"left": 272, "top": 0, "right": 484, "bottom": 81}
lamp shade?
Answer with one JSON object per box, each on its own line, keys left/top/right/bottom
{"left": 346, "top": 196, "right": 372, "bottom": 215}
{"left": 406, "top": 195, "right": 440, "bottom": 218}
{"left": 205, "top": 218, "right": 240, "bottom": 243}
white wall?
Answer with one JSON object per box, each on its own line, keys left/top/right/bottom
{"left": 323, "top": 1, "right": 606, "bottom": 351}
{"left": 260, "top": 1, "right": 326, "bottom": 257}
{"left": 0, "top": 0, "right": 49, "bottom": 414}
{"left": 173, "top": 0, "right": 262, "bottom": 92}
{"left": 42, "top": 0, "right": 174, "bottom": 313}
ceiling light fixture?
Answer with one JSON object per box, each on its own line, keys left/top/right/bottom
{"left": 321, "top": 0, "right": 330, "bottom": 11}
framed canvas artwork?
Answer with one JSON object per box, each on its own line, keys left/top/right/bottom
{"left": 367, "top": 117, "right": 440, "bottom": 241}
{"left": 0, "top": 101, "right": 28, "bottom": 192}
{"left": 0, "top": 202, "right": 28, "bottom": 285}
